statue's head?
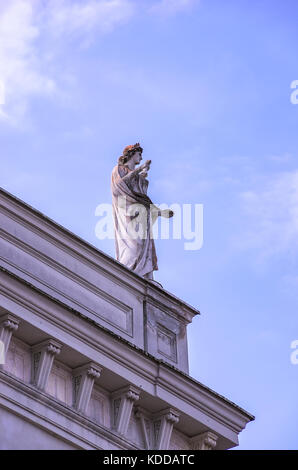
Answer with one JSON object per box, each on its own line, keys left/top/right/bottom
{"left": 118, "top": 143, "right": 143, "bottom": 165}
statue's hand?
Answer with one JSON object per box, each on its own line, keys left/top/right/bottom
{"left": 137, "top": 160, "right": 151, "bottom": 174}
{"left": 160, "top": 209, "right": 174, "bottom": 218}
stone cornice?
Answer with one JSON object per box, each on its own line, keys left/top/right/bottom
{"left": 156, "top": 365, "right": 252, "bottom": 434}
{"left": 0, "top": 230, "right": 135, "bottom": 332}
{"left": 0, "top": 266, "right": 254, "bottom": 450}
{"left": 0, "top": 187, "right": 200, "bottom": 321}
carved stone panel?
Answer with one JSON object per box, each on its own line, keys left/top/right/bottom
{"left": 4, "top": 337, "right": 31, "bottom": 383}
{"left": 87, "top": 385, "right": 110, "bottom": 426}
{"left": 157, "top": 323, "right": 177, "bottom": 362}
{"left": 144, "top": 301, "right": 188, "bottom": 372}
{"left": 46, "top": 360, "right": 73, "bottom": 405}
{"left": 169, "top": 428, "right": 190, "bottom": 450}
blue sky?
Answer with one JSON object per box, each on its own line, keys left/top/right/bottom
{"left": 1, "top": 0, "right": 298, "bottom": 449}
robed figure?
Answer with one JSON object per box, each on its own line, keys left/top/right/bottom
{"left": 111, "top": 143, "right": 173, "bottom": 280}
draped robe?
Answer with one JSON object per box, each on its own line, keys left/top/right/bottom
{"left": 111, "top": 164, "right": 158, "bottom": 277}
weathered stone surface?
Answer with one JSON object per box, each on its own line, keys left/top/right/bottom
{"left": 111, "top": 143, "right": 174, "bottom": 280}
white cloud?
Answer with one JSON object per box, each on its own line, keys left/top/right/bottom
{"left": 0, "top": 0, "right": 201, "bottom": 126}
{"left": 150, "top": 0, "right": 198, "bottom": 16}
{"left": 47, "top": 0, "right": 134, "bottom": 38}
{"left": 0, "top": 0, "right": 135, "bottom": 125}
{"left": 100, "top": 60, "right": 210, "bottom": 122}
{"left": 0, "top": 0, "right": 55, "bottom": 125}
{"left": 266, "top": 153, "right": 293, "bottom": 163}
{"left": 236, "top": 170, "right": 298, "bottom": 258}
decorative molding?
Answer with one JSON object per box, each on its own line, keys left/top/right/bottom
{"left": 73, "top": 375, "right": 82, "bottom": 403}
{"left": 31, "top": 339, "right": 62, "bottom": 390}
{"left": 156, "top": 323, "right": 177, "bottom": 363}
{"left": 153, "top": 408, "right": 180, "bottom": 450}
{"left": 113, "top": 398, "right": 122, "bottom": 426}
{"left": 0, "top": 268, "right": 254, "bottom": 449}
{"left": 189, "top": 431, "right": 218, "bottom": 450}
{"left": 0, "top": 225, "right": 134, "bottom": 336}
{"left": 0, "top": 370, "right": 139, "bottom": 450}
{"left": 73, "top": 362, "right": 102, "bottom": 414}
{"left": 112, "top": 385, "right": 141, "bottom": 436}
{"left": 0, "top": 313, "right": 20, "bottom": 365}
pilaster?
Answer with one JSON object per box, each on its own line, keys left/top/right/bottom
{"left": 32, "top": 339, "right": 62, "bottom": 390}
{"left": 0, "top": 314, "right": 20, "bottom": 366}
{"left": 112, "top": 385, "right": 141, "bottom": 435}
{"left": 73, "top": 362, "right": 102, "bottom": 414}
{"left": 190, "top": 431, "right": 218, "bottom": 450}
{"left": 135, "top": 406, "right": 151, "bottom": 449}
{"left": 153, "top": 408, "right": 180, "bottom": 450}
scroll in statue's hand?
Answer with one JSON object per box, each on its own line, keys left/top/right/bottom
{"left": 138, "top": 159, "right": 151, "bottom": 177}
{"left": 139, "top": 160, "right": 151, "bottom": 170}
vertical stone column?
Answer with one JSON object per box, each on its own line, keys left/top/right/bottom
{"left": 153, "top": 408, "right": 180, "bottom": 450}
{"left": 32, "top": 339, "right": 62, "bottom": 390}
{"left": 135, "top": 407, "right": 151, "bottom": 449}
{"left": 73, "top": 362, "right": 102, "bottom": 414}
{"left": 0, "top": 314, "right": 20, "bottom": 366}
{"left": 190, "top": 431, "right": 218, "bottom": 450}
{"left": 112, "top": 385, "right": 141, "bottom": 436}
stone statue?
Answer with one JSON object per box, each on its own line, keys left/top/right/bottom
{"left": 111, "top": 143, "right": 173, "bottom": 280}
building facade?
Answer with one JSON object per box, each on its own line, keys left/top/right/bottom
{"left": 0, "top": 187, "right": 253, "bottom": 450}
